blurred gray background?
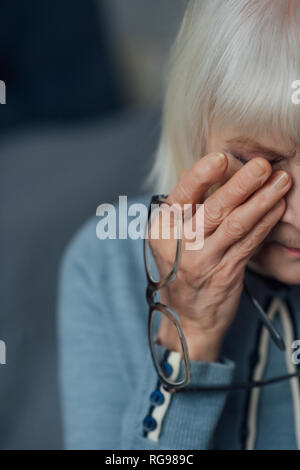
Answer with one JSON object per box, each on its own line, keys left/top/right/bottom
{"left": 0, "top": 0, "right": 188, "bottom": 449}
{"left": 101, "top": 0, "right": 187, "bottom": 107}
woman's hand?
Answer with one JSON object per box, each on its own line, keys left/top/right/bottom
{"left": 150, "top": 152, "right": 292, "bottom": 362}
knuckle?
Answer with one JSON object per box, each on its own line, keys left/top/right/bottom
{"left": 253, "top": 217, "right": 275, "bottom": 240}
{"left": 168, "top": 180, "right": 191, "bottom": 204}
{"left": 180, "top": 264, "right": 197, "bottom": 286}
{"left": 257, "top": 218, "right": 272, "bottom": 234}
{"left": 236, "top": 235, "right": 256, "bottom": 256}
{"left": 178, "top": 257, "right": 203, "bottom": 287}
{"left": 229, "top": 177, "right": 247, "bottom": 197}
{"left": 235, "top": 217, "right": 273, "bottom": 258}
{"left": 223, "top": 216, "right": 245, "bottom": 239}
{"left": 257, "top": 192, "right": 268, "bottom": 210}
{"left": 175, "top": 180, "right": 192, "bottom": 202}
{"left": 204, "top": 197, "right": 224, "bottom": 224}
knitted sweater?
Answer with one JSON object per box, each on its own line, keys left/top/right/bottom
{"left": 57, "top": 193, "right": 300, "bottom": 450}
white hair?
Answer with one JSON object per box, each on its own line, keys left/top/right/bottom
{"left": 145, "top": 0, "right": 300, "bottom": 194}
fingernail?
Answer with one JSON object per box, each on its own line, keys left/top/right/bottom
{"left": 249, "top": 159, "right": 267, "bottom": 177}
{"left": 211, "top": 152, "right": 226, "bottom": 168}
{"left": 272, "top": 171, "right": 290, "bottom": 189}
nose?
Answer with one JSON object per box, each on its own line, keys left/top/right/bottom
{"left": 281, "top": 168, "right": 300, "bottom": 230}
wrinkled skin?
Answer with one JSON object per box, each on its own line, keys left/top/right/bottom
{"left": 151, "top": 128, "right": 300, "bottom": 361}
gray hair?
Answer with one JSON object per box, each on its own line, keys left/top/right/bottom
{"left": 146, "top": 0, "right": 300, "bottom": 194}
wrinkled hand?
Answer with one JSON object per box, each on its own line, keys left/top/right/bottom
{"left": 150, "top": 152, "right": 292, "bottom": 361}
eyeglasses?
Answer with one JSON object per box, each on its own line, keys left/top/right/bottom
{"left": 144, "top": 194, "right": 190, "bottom": 393}
{"left": 143, "top": 194, "right": 300, "bottom": 394}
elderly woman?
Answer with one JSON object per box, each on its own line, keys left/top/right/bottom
{"left": 57, "top": 0, "right": 300, "bottom": 450}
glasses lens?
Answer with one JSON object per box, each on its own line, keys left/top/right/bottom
{"left": 149, "top": 308, "right": 187, "bottom": 386}
{"left": 144, "top": 199, "right": 182, "bottom": 283}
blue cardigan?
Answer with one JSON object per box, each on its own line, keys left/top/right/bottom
{"left": 57, "top": 193, "right": 300, "bottom": 450}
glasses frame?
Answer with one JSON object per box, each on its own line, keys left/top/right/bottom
{"left": 143, "top": 195, "right": 300, "bottom": 395}
{"left": 144, "top": 194, "right": 191, "bottom": 393}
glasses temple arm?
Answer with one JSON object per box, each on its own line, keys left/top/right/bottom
{"left": 244, "top": 283, "right": 286, "bottom": 351}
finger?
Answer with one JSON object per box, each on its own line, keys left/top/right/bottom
{"left": 179, "top": 168, "right": 188, "bottom": 179}
{"left": 166, "top": 152, "right": 228, "bottom": 207}
{"left": 222, "top": 198, "right": 286, "bottom": 264}
{"left": 203, "top": 157, "right": 272, "bottom": 237}
{"left": 206, "top": 170, "right": 292, "bottom": 258}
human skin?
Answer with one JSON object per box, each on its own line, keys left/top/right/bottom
{"left": 152, "top": 127, "right": 300, "bottom": 362}
{"left": 209, "top": 127, "right": 300, "bottom": 285}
